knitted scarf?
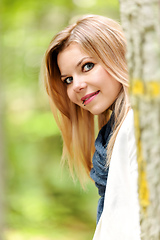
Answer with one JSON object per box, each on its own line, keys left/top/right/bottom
{"left": 90, "top": 114, "right": 114, "bottom": 224}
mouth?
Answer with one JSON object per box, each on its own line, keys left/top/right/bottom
{"left": 81, "top": 90, "right": 100, "bottom": 105}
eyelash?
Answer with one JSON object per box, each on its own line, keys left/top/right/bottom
{"left": 63, "top": 77, "right": 73, "bottom": 84}
{"left": 82, "top": 62, "right": 95, "bottom": 72}
{"left": 63, "top": 62, "right": 95, "bottom": 85}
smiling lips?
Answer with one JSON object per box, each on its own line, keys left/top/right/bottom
{"left": 81, "top": 90, "right": 100, "bottom": 105}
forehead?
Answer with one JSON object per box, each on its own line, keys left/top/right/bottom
{"left": 60, "top": 42, "right": 87, "bottom": 55}
{"left": 57, "top": 43, "right": 90, "bottom": 68}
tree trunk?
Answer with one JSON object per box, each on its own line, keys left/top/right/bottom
{"left": 119, "top": 0, "right": 160, "bottom": 239}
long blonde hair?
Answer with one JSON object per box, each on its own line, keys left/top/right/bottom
{"left": 43, "top": 15, "right": 130, "bottom": 181}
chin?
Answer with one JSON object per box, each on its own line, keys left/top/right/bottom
{"left": 88, "top": 103, "right": 113, "bottom": 115}
{"left": 89, "top": 108, "right": 107, "bottom": 115}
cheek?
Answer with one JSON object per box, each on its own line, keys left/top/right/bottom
{"left": 67, "top": 88, "right": 76, "bottom": 103}
{"left": 114, "top": 81, "right": 122, "bottom": 92}
{"left": 66, "top": 88, "right": 71, "bottom": 100}
{"left": 106, "top": 74, "right": 121, "bottom": 92}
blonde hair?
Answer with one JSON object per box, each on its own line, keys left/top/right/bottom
{"left": 43, "top": 15, "right": 130, "bottom": 181}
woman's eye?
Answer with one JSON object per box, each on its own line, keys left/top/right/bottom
{"left": 83, "top": 63, "right": 94, "bottom": 72}
{"left": 64, "top": 77, "right": 73, "bottom": 84}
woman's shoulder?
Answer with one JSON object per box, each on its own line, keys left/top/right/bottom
{"left": 92, "top": 109, "right": 141, "bottom": 240}
{"left": 111, "top": 108, "right": 137, "bottom": 168}
{"left": 120, "top": 108, "right": 134, "bottom": 134}
{"left": 115, "top": 108, "right": 135, "bottom": 146}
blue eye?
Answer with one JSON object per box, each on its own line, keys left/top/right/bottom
{"left": 83, "top": 63, "right": 94, "bottom": 72}
{"left": 64, "top": 77, "right": 73, "bottom": 84}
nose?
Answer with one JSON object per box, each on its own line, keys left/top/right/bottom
{"left": 72, "top": 77, "right": 87, "bottom": 92}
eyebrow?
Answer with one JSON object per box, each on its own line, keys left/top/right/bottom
{"left": 60, "top": 57, "right": 93, "bottom": 78}
{"left": 77, "top": 57, "right": 93, "bottom": 67}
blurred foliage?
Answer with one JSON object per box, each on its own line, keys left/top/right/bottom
{"left": 1, "top": 0, "right": 119, "bottom": 239}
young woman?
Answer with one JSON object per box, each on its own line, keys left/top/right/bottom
{"left": 43, "top": 15, "right": 141, "bottom": 239}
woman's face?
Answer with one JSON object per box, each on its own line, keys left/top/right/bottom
{"left": 57, "top": 43, "right": 122, "bottom": 115}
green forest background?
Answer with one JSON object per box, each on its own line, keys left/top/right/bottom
{"left": 1, "top": 0, "right": 119, "bottom": 239}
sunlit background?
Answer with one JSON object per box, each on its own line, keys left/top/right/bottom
{"left": 1, "top": 0, "right": 119, "bottom": 239}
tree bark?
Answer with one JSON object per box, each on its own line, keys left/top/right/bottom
{"left": 119, "top": 0, "right": 160, "bottom": 239}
